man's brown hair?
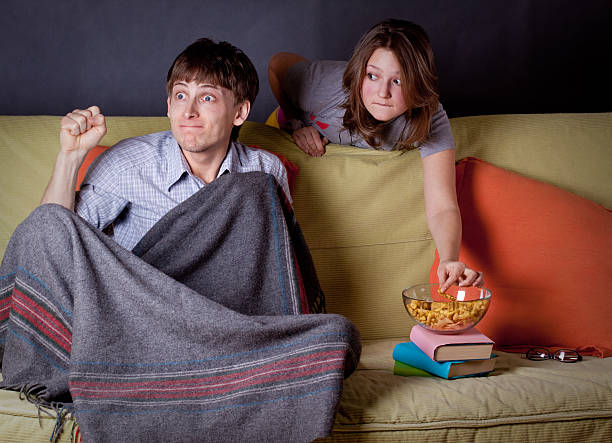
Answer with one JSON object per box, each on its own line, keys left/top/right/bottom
{"left": 341, "top": 19, "right": 439, "bottom": 150}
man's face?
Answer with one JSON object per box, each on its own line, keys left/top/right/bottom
{"left": 167, "top": 80, "right": 248, "bottom": 154}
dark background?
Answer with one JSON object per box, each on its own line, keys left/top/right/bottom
{"left": 1, "top": 0, "right": 610, "bottom": 122}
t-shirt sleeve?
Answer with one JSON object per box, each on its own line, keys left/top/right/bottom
{"left": 284, "top": 60, "right": 346, "bottom": 120}
{"left": 417, "top": 103, "right": 456, "bottom": 158}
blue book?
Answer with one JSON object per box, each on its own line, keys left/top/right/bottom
{"left": 392, "top": 342, "right": 496, "bottom": 379}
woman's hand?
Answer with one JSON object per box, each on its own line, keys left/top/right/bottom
{"left": 292, "top": 126, "right": 329, "bottom": 157}
{"left": 437, "top": 260, "right": 484, "bottom": 292}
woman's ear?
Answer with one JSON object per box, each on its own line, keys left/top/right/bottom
{"left": 233, "top": 100, "right": 251, "bottom": 126}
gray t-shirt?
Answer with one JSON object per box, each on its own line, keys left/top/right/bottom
{"left": 284, "top": 60, "right": 455, "bottom": 157}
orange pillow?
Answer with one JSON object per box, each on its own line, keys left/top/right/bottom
{"left": 76, "top": 145, "right": 110, "bottom": 190}
{"left": 430, "top": 157, "right": 612, "bottom": 357}
{"left": 76, "top": 144, "right": 299, "bottom": 196}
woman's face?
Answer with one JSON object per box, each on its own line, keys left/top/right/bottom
{"left": 360, "top": 48, "right": 408, "bottom": 122}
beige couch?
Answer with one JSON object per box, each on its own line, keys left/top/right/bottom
{"left": 1, "top": 113, "right": 611, "bottom": 442}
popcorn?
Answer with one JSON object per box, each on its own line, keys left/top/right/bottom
{"left": 405, "top": 298, "right": 490, "bottom": 331}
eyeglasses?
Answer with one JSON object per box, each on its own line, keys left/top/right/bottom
{"left": 526, "top": 347, "right": 582, "bottom": 363}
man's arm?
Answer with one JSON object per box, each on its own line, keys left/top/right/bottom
{"left": 41, "top": 106, "right": 107, "bottom": 210}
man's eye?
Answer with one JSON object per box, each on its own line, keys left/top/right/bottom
{"left": 176, "top": 92, "right": 186, "bottom": 100}
{"left": 202, "top": 95, "right": 214, "bottom": 102}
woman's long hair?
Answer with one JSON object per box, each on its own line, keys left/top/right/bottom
{"left": 341, "top": 19, "right": 439, "bottom": 150}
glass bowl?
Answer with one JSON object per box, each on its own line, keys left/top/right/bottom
{"left": 402, "top": 283, "right": 492, "bottom": 334}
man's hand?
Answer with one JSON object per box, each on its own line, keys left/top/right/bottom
{"left": 292, "top": 126, "right": 328, "bottom": 157}
{"left": 437, "top": 260, "right": 484, "bottom": 292}
{"left": 40, "top": 106, "right": 107, "bottom": 210}
{"left": 60, "top": 106, "right": 107, "bottom": 155}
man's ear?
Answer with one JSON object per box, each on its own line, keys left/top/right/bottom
{"left": 167, "top": 97, "right": 171, "bottom": 117}
{"left": 233, "top": 100, "right": 251, "bottom": 126}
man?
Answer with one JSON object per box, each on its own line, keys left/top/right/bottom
{"left": 0, "top": 38, "right": 359, "bottom": 442}
{"left": 42, "top": 38, "right": 291, "bottom": 251}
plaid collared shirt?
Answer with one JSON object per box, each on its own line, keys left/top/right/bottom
{"left": 76, "top": 131, "right": 290, "bottom": 251}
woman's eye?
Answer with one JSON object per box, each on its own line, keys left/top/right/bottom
{"left": 367, "top": 73, "right": 377, "bottom": 81}
{"left": 393, "top": 78, "right": 401, "bottom": 86}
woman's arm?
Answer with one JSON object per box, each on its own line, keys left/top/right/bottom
{"left": 422, "top": 149, "right": 483, "bottom": 291}
{"left": 268, "top": 52, "right": 328, "bottom": 157}
{"left": 268, "top": 52, "right": 309, "bottom": 121}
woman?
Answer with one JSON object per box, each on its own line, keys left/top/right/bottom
{"left": 268, "top": 19, "right": 483, "bottom": 291}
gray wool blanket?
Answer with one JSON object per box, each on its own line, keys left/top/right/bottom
{"left": 0, "top": 172, "right": 361, "bottom": 442}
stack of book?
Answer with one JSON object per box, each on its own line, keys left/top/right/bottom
{"left": 392, "top": 325, "right": 497, "bottom": 379}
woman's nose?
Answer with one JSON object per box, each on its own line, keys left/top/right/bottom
{"left": 377, "top": 81, "right": 392, "bottom": 98}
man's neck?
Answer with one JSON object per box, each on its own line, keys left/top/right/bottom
{"left": 181, "top": 143, "right": 230, "bottom": 184}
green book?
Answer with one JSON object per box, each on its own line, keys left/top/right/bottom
{"left": 393, "top": 359, "right": 433, "bottom": 377}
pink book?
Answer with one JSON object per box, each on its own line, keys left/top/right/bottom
{"left": 410, "top": 325, "right": 494, "bottom": 362}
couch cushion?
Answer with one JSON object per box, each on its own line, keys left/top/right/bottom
{"left": 431, "top": 157, "right": 612, "bottom": 357}
{"left": 3, "top": 346, "right": 611, "bottom": 442}
{"left": 324, "top": 339, "right": 612, "bottom": 441}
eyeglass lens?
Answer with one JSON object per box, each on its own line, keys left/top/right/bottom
{"left": 554, "top": 349, "right": 581, "bottom": 362}
{"left": 526, "top": 347, "right": 581, "bottom": 362}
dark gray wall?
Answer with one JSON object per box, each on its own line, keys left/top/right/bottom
{"left": 1, "top": 0, "right": 610, "bottom": 122}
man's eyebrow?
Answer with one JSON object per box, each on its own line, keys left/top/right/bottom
{"left": 172, "top": 82, "right": 221, "bottom": 90}
{"left": 197, "top": 84, "right": 221, "bottom": 90}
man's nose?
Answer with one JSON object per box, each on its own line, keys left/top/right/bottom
{"left": 184, "top": 99, "right": 199, "bottom": 118}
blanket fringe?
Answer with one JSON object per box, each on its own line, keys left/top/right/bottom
{"left": 8, "top": 383, "right": 75, "bottom": 442}
{"left": 50, "top": 406, "right": 70, "bottom": 443}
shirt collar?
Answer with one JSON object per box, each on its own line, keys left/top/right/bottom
{"left": 166, "top": 134, "right": 191, "bottom": 191}
{"left": 166, "top": 136, "right": 242, "bottom": 191}
{"left": 219, "top": 140, "right": 242, "bottom": 175}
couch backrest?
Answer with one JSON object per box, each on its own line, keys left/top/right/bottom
{"left": 1, "top": 113, "right": 610, "bottom": 340}
{"left": 450, "top": 113, "right": 612, "bottom": 209}
{"left": 240, "top": 113, "right": 612, "bottom": 340}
